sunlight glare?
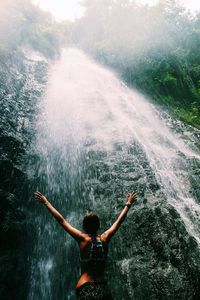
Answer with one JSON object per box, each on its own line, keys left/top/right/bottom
{"left": 32, "top": 0, "right": 85, "bottom": 21}
{"left": 32, "top": 0, "right": 200, "bottom": 22}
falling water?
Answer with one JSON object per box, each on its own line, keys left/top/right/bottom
{"left": 28, "top": 48, "right": 200, "bottom": 299}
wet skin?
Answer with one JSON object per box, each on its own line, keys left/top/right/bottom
{"left": 34, "top": 191, "right": 138, "bottom": 289}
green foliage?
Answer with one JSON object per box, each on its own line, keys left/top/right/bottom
{"left": 0, "top": 0, "right": 63, "bottom": 58}
{"left": 74, "top": 0, "right": 200, "bottom": 128}
{"left": 174, "top": 102, "right": 200, "bottom": 129}
{"left": 1, "top": 0, "right": 199, "bottom": 127}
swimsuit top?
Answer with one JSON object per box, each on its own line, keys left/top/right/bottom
{"left": 80, "top": 234, "right": 108, "bottom": 277}
{"left": 80, "top": 234, "right": 108, "bottom": 263}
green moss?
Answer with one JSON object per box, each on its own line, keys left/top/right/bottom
{"left": 173, "top": 105, "right": 200, "bottom": 129}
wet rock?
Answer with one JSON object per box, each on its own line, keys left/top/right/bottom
{"left": 0, "top": 135, "right": 24, "bottom": 163}
{"left": 0, "top": 49, "right": 48, "bottom": 300}
{"left": 0, "top": 159, "right": 26, "bottom": 193}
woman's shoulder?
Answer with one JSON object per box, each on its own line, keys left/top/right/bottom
{"left": 99, "top": 232, "right": 108, "bottom": 244}
{"left": 79, "top": 233, "right": 91, "bottom": 248}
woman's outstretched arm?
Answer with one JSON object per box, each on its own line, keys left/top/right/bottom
{"left": 34, "top": 191, "right": 84, "bottom": 242}
{"left": 101, "top": 192, "right": 138, "bottom": 243}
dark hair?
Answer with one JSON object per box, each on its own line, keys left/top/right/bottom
{"left": 82, "top": 211, "right": 100, "bottom": 234}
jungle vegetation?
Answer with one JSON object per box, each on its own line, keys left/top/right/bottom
{"left": 1, "top": 0, "right": 200, "bottom": 128}
{"left": 0, "top": 0, "right": 62, "bottom": 58}
{"left": 72, "top": 0, "right": 200, "bottom": 129}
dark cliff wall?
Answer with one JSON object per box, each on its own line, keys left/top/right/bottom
{"left": 0, "top": 50, "right": 48, "bottom": 300}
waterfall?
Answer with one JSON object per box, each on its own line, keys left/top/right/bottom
{"left": 28, "top": 48, "right": 200, "bottom": 299}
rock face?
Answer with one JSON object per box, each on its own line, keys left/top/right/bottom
{"left": 27, "top": 49, "right": 200, "bottom": 300}
{"left": 0, "top": 51, "right": 47, "bottom": 300}
{"left": 84, "top": 144, "right": 200, "bottom": 300}
{"left": 1, "top": 48, "right": 200, "bottom": 300}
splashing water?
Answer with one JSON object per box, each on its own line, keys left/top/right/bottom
{"left": 28, "top": 48, "right": 200, "bottom": 299}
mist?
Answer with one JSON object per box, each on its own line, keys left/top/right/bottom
{"left": 0, "top": 0, "right": 60, "bottom": 56}
{"left": 69, "top": 0, "right": 200, "bottom": 129}
{"left": 73, "top": 0, "right": 186, "bottom": 63}
{"left": 1, "top": 1, "right": 200, "bottom": 300}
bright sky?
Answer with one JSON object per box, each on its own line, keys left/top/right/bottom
{"left": 32, "top": 0, "right": 200, "bottom": 21}
{"left": 32, "top": 0, "right": 85, "bottom": 21}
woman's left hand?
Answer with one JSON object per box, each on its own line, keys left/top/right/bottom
{"left": 126, "top": 191, "right": 138, "bottom": 205}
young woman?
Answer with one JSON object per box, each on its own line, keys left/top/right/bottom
{"left": 34, "top": 191, "right": 138, "bottom": 299}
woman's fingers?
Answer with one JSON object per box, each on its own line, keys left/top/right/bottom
{"left": 126, "top": 192, "right": 138, "bottom": 203}
{"left": 131, "top": 192, "right": 138, "bottom": 198}
{"left": 131, "top": 191, "right": 138, "bottom": 196}
{"left": 34, "top": 192, "right": 44, "bottom": 198}
{"left": 35, "top": 191, "right": 42, "bottom": 196}
{"left": 34, "top": 191, "right": 44, "bottom": 202}
{"left": 126, "top": 192, "right": 138, "bottom": 204}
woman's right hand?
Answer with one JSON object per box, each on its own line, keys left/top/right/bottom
{"left": 34, "top": 191, "right": 48, "bottom": 205}
{"left": 126, "top": 192, "right": 138, "bottom": 205}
